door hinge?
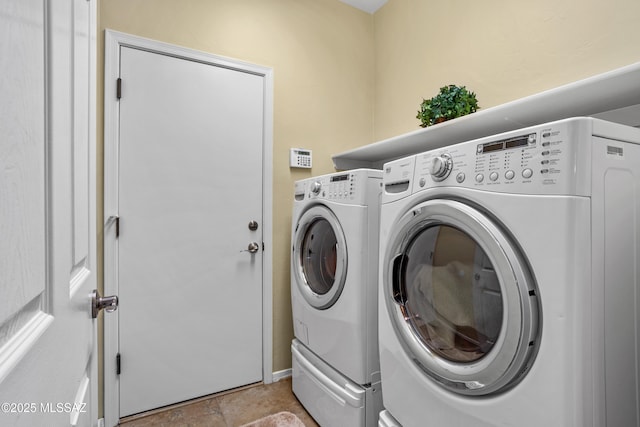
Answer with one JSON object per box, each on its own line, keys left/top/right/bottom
{"left": 106, "top": 215, "right": 120, "bottom": 238}
{"left": 116, "top": 78, "right": 122, "bottom": 99}
{"left": 116, "top": 353, "right": 121, "bottom": 375}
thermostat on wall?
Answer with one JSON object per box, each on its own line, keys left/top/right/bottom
{"left": 290, "top": 148, "right": 312, "bottom": 169}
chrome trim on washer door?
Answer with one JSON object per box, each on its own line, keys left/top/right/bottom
{"left": 383, "top": 199, "right": 540, "bottom": 396}
{"left": 293, "top": 205, "right": 348, "bottom": 309}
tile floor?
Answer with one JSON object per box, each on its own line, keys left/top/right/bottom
{"left": 118, "top": 377, "right": 319, "bottom": 427}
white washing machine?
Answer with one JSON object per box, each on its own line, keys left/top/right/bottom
{"left": 291, "top": 169, "right": 383, "bottom": 427}
{"left": 377, "top": 117, "right": 640, "bottom": 427}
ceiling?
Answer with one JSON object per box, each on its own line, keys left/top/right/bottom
{"left": 340, "top": 0, "right": 387, "bottom": 13}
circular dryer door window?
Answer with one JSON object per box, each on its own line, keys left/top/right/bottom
{"left": 384, "top": 199, "right": 540, "bottom": 396}
{"left": 293, "top": 205, "right": 347, "bottom": 309}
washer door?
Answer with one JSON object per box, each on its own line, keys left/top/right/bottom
{"left": 293, "top": 205, "right": 347, "bottom": 309}
{"left": 383, "top": 199, "right": 540, "bottom": 395}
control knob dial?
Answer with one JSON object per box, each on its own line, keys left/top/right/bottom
{"left": 429, "top": 153, "right": 453, "bottom": 181}
{"left": 310, "top": 181, "right": 322, "bottom": 195}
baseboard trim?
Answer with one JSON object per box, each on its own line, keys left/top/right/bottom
{"left": 271, "top": 368, "right": 292, "bottom": 383}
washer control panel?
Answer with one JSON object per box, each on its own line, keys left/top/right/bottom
{"left": 294, "top": 169, "right": 382, "bottom": 204}
{"left": 412, "top": 119, "right": 589, "bottom": 195}
{"left": 311, "top": 173, "right": 355, "bottom": 200}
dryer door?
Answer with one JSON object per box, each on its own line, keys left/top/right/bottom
{"left": 383, "top": 199, "right": 540, "bottom": 396}
{"left": 293, "top": 205, "right": 347, "bottom": 309}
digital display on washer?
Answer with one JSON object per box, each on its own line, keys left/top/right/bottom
{"left": 505, "top": 135, "right": 532, "bottom": 149}
{"left": 483, "top": 142, "right": 504, "bottom": 153}
{"left": 330, "top": 174, "right": 349, "bottom": 182}
{"left": 480, "top": 133, "right": 535, "bottom": 153}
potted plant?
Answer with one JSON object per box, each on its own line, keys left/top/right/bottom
{"left": 417, "top": 85, "right": 479, "bottom": 127}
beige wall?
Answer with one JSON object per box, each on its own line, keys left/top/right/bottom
{"left": 97, "top": 0, "right": 374, "bottom": 375}
{"left": 374, "top": 0, "right": 640, "bottom": 140}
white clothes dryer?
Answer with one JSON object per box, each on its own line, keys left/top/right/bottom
{"left": 291, "top": 169, "right": 383, "bottom": 427}
{"left": 378, "top": 118, "right": 640, "bottom": 426}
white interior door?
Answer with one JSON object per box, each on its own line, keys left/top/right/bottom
{"left": 0, "top": 0, "right": 99, "bottom": 426}
{"left": 111, "top": 42, "right": 266, "bottom": 418}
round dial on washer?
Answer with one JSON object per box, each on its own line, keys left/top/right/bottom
{"left": 310, "top": 181, "right": 322, "bottom": 194}
{"left": 430, "top": 153, "right": 453, "bottom": 181}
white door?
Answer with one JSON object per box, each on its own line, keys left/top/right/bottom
{"left": 0, "top": 0, "right": 99, "bottom": 426}
{"left": 107, "top": 41, "right": 267, "bottom": 418}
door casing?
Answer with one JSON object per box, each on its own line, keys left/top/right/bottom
{"left": 102, "top": 29, "right": 274, "bottom": 426}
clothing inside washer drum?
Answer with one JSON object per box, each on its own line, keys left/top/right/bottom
{"left": 403, "top": 224, "right": 503, "bottom": 363}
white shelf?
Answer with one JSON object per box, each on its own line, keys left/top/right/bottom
{"left": 332, "top": 62, "right": 640, "bottom": 170}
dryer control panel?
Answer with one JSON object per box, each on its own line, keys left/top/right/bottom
{"left": 409, "top": 118, "right": 599, "bottom": 196}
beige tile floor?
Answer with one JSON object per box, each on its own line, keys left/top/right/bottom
{"left": 118, "top": 377, "right": 319, "bottom": 427}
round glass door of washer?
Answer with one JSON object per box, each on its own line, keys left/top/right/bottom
{"left": 384, "top": 198, "right": 540, "bottom": 395}
{"left": 293, "top": 205, "right": 347, "bottom": 309}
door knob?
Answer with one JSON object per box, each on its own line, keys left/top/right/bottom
{"left": 247, "top": 242, "right": 260, "bottom": 253}
{"left": 91, "top": 289, "right": 119, "bottom": 319}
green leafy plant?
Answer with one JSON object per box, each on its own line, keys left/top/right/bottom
{"left": 417, "top": 85, "right": 479, "bottom": 127}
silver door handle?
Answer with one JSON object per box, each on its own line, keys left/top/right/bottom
{"left": 91, "top": 289, "right": 119, "bottom": 319}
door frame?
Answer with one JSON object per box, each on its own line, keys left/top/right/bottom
{"left": 102, "top": 29, "right": 274, "bottom": 426}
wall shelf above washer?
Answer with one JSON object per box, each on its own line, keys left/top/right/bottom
{"left": 332, "top": 62, "right": 640, "bottom": 170}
